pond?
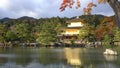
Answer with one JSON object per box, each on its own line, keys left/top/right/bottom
{"left": 0, "top": 48, "right": 120, "bottom": 68}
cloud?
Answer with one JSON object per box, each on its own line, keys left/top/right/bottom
{"left": 0, "top": 0, "right": 10, "bottom": 9}
{"left": 0, "top": 0, "right": 115, "bottom": 19}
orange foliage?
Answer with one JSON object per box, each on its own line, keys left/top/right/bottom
{"left": 95, "top": 16, "right": 116, "bottom": 40}
{"left": 60, "top": 0, "right": 81, "bottom": 11}
{"left": 60, "top": 0, "right": 75, "bottom": 11}
{"left": 83, "top": 2, "right": 97, "bottom": 15}
{"left": 101, "top": 17, "right": 116, "bottom": 30}
{"left": 98, "top": 0, "right": 107, "bottom": 4}
{"left": 60, "top": 0, "right": 97, "bottom": 15}
{"left": 60, "top": 0, "right": 108, "bottom": 14}
{"left": 87, "top": 2, "right": 97, "bottom": 7}
{"left": 76, "top": 0, "right": 81, "bottom": 9}
{"left": 95, "top": 27, "right": 106, "bottom": 40}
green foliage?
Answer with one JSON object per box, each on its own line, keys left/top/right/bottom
{"left": 77, "top": 15, "right": 105, "bottom": 27}
{"left": 1, "top": 15, "right": 115, "bottom": 46}
{"left": 104, "top": 35, "right": 111, "bottom": 45}
{"left": 103, "top": 44, "right": 112, "bottom": 49}
{"left": 55, "top": 23, "right": 63, "bottom": 35}
{"left": 88, "top": 34, "right": 96, "bottom": 42}
{"left": 78, "top": 15, "right": 100, "bottom": 42}
{"left": 70, "top": 38, "right": 75, "bottom": 45}
{"left": 78, "top": 24, "right": 96, "bottom": 42}
{"left": 78, "top": 27, "right": 89, "bottom": 39}
{"left": 0, "top": 17, "right": 67, "bottom": 46}
{"left": 103, "top": 33, "right": 111, "bottom": 41}
{"left": 5, "top": 30, "right": 17, "bottom": 42}
{"left": 0, "top": 24, "right": 8, "bottom": 42}
{"left": 114, "top": 27, "right": 120, "bottom": 41}
{"left": 103, "top": 32, "right": 113, "bottom": 47}
{"left": 37, "top": 23, "right": 57, "bottom": 45}
{"left": 13, "top": 23, "right": 34, "bottom": 42}
{"left": 0, "top": 16, "right": 68, "bottom": 44}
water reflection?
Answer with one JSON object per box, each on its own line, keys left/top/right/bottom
{"left": 64, "top": 48, "right": 84, "bottom": 65}
{"left": 38, "top": 48, "right": 65, "bottom": 65}
{"left": 0, "top": 57, "right": 8, "bottom": 65}
{"left": 104, "top": 55, "right": 117, "bottom": 61}
{"left": 0, "top": 48, "right": 119, "bottom": 68}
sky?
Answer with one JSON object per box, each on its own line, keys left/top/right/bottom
{"left": 0, "top": 0, "right": 115, "bottom": 19}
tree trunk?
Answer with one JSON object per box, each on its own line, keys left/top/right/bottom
{"left": 108, "top": 0, "right": 120, "bottom": 28}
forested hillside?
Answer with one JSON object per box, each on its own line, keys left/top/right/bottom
{"left": 0, "top": 15, "right": 117, "bottom": 46}
{"left": 0, "top": 16, "right": 68, "bottom": 44}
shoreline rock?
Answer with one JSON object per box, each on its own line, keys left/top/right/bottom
{"left": 103, "top": 49, "right": 118, "bottom": 55}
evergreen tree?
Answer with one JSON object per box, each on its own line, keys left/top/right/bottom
{"left": 37, "top": 23, "right": 57, "bottom": 45}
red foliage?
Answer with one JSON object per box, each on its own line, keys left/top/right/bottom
{"left": 95, "top": 16, "right": 116, "bottom": 40}
{"left": 87, "top": 2, "right": 97, "bottom": 8}
{"left": 60, "top": 0, "right": 74, "bottom": 11}
{"left": 95, "top": 27, "right": 105, "bottom": 40}
{"left": 60, "top": 0, "right": 81, "bottom": 11}
{"left": 98, "top": 0, "right": 107, "bottom": 4}
{"left": 83, "top": 2, "right": 97, "bottom": 15}
{"left": 76, "top": 0, "right": 81, "bottom": 9}
{"left": 60, "top": 0, "right": 97, "bottom": 15}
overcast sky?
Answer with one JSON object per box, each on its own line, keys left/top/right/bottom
{"left": 0, "top": 0, "right": 115, "bottom": 19}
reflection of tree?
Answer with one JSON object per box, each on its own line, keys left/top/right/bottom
{"left": 13, "top": 49, "right": 32, "bottom": 67}
{"left": 84, "top": 49, "right": 105, "bottom": 64}
{"left": 0, "top": 48, "right": 12, "bottom": 66}
{"left": 14, "top": 57, "right": 32, "bottom": 67}
{"left": 0, "top": 57, "right": 8, "bottom": 66}
{"left": 38, "top": 48, "right": 65, "bottom": 65}
{"left": 116, "top": 55, "right": 120, "bottom": 65}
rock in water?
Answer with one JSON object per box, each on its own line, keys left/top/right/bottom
{"left": 103, "top": 49, "right": 118, "bottom": 55}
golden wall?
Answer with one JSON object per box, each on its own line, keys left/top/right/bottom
{"left": 63, "top": 29, "right": 79, "bottom": 35}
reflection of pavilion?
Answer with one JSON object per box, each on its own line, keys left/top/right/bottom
{"left": 64, "top": 48, "right": 82, "bottom": 66}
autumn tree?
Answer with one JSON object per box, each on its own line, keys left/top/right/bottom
{"left": 95, "top": 16, "right": 116, "bottom": 40}
{"left": 60, "top": 0, "right": 120, "bottom": 28}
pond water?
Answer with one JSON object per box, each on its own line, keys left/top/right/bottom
{"left": 0, "top": 48, "right": 120, "bottom": 68}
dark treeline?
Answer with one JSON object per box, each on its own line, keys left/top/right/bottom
{"left": 0, "top": 16, "right": 68, "bottom": 46}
